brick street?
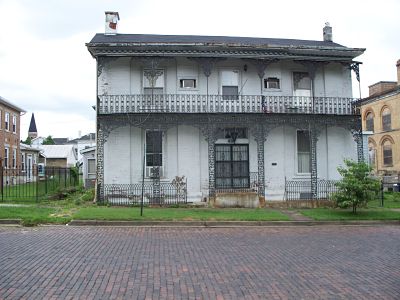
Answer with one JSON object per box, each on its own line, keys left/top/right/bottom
{"left": 0, "top": 226, "right": 399, "bottom": 299}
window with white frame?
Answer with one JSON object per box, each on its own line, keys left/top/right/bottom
{"left": 12, "top": 115, "right": 17, "bottom": 133}
{"left": 21, "top": 153, "right": 25, "bottom": 170}
{"left": 12, "top": 149, "right": 16, "bottom": 168}
{"left": 297, "top": 130, "right": 311, "bottom": 173}
{"left": 87, "top": 159, "right": 96, "bottom": 174}
{"left": 220, "top": 70, "right": 239, "bottom": 100}
{"left": 293, "top": 72, "right": 311, "bottom": 97}
{"left": 179, "top": 79, "right": 197, "bottom": 89}
{"left": 143, "top": 69, "right": 164, "bottom": 95}
{"left": 264, "top": 77, "right": 280, "bottom": 89}
{"left": 145, "top": 131, "right": 163, "bottom": 177}
{"left": 4, "top": 147, "right": 9, "bottom": 168}
{"left": 5, "top": 112, "right": 10, "bottom": 131}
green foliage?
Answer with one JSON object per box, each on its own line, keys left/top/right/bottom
{"left": 333, "top": 159, "right": 381, "bottom": 213}
{"left": 22, "top": 136, "right": 32, "bottom": 145}
{"left": 42, "top": 135, "right": 55, "bottom": 145}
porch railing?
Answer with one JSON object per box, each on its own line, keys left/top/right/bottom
{"left": 98, "top": 94, "right": 357, "bottom": 115}
{"left": 103, "top": 181, "right": 187, "bottom": 206}
{"left": 215, "top": 172, "right": 259, "bottom": 194}
{"left": 285, "top": 179, "right": 339, "bottom": 201}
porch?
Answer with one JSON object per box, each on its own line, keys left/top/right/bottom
{"left": 98, "top": 94, "right": 357, "bottom": 115}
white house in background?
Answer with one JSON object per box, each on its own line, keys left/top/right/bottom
{"left": 39, "top": 145, "right": 78, "bottom": 168}
{"left": 20, "top": 143, "right": 41, "bottom": 182}
{"left": 86, "top": 14, "right": 365, "bottom": 205}
{"left": 67, "top": 133, "right": 96, "bottom": 163}
{"left": 81, "top": 146, "right": 96, "bottom": 188}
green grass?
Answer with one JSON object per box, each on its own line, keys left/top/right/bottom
{"left": 369, "top": 192, "right": 400, "bottom": 208}
{"left": 72, "top": 207, "right": 290, "bottom": 221}
{"left": 0, "top": 206, "right": 72, "bottom": 226}
{"left": 300, "top": 208, "right": 400, "bottom": 220}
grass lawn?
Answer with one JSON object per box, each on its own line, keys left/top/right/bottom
{"left": 369, "top": 192, "right": 400, "bottom": 208}
{"left": 72, "top": 207, "right": 290, "bottom": 221}
{"left": 0, "top": 206, "right": 72, "bottom": 226}
{"left": 300, "top": 208, "right": 400, "bottom": 220}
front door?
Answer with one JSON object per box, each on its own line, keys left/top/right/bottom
{"left": 215, "top": 144, "right": 249, "bottom": 189}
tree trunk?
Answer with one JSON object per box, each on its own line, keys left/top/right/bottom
{"left": 353, "top": 204, "right": 357, "bottom": 214}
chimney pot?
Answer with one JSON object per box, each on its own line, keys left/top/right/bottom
{"left": 105, "top": 11, "right": 120, "bottom": 35}
{"left": 323, "top": 22, "right": 333, "bottom": 42}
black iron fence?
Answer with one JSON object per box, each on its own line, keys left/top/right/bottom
{"left": 215, "top": 172, "right": 259, "bottom": 194}
{"left": 285, "top": 179, "right": 339, "bottom": 201}
{"left": 0, "top": 166, "right": 79, "bottom": 202}
{"left": 103, "top": 180, "right": 187, "bottom": 206}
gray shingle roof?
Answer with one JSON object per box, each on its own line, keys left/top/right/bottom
{"left": 89, "top": 33, "right": 346, "bottom": 48}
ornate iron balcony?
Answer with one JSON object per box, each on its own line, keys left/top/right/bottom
{"left": 98, "top": 94, "right": 358, "bottom": 115}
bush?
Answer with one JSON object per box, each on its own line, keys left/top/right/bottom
{"left": 333, "top": 159, "right": 381, "bottom": 213}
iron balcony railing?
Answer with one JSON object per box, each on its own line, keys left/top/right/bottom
{"left": 98, "top": 94, "right": 358, "bottom": 115}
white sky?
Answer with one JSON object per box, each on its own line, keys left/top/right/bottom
{"left": 0, "top": 0, "right": 399, "bottom": 140}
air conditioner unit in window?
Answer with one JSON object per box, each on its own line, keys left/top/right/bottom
{"left": 146, "top": 166, "right": 164, "bottom": 178}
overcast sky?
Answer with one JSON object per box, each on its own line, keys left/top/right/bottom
{"left": 0, "top": 0, "right": 399, "bottom": 140}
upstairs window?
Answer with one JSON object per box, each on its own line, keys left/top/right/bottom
{"left": 0, "top": 110, "right": 2, "bottom": 129}
{"left": 293, "top": 72, "right": 311, "bottom": 97}
{"left": 179, "top": 79, "right": 196, "bottom": 89}
{"left": 12, "top": 149, "right": 16, "bottom": 168}
{"left": 365, "top": 112, "right": 374, "bottom": 132}
{"left": 297, "top": 130, "right": 310, "bottom": 173}
{"left": 12, "top": 115, "right": 17, "bottom": 133}
{"left": 221, "top": 70, "right": 239, "bottom": 100}
{"left": 143, "top": 69, "right": 164, "bottom": 95}
{"left": 382, "top": 139, "right": 393, "bottom": 166}
{"left": 382, "top": 107, "right": 391, "bottom": 131}
{"left": 264, "top": 77, "right": 280, "bottom": 89}
{"left": 145, "top": 131, "right": 163, "bottom": 177}
{"left": 4, "top": 147, "right": 9, "bottom": 168}
{"left": 5, "top": 112, "right": 9, "bottom": 131}
{"left": 88, "top": 159, "right": 96, "bottom": 174}
{"left": 21, "top": 153, "right": 25, "bottom": 170}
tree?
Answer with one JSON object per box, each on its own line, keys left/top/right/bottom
{"left": 42, "top": 135, "right": 55, "bottom": 145}
{"left": 333, "top": 159, "right": 381, "bottom": 214}
{"left": 22, "top": 136, "right": 32, "bottom": 145}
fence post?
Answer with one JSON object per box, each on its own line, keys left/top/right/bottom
{"left": 0, "top": 165, "right": 3, "bottom": 202}
{"left": 36, "top": 166, "right": 39, "bottom": 203}
{"left": 380, "top": 181, "right": 384, "bottom": 207}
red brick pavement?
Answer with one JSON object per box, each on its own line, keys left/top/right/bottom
{"left": 0, "top": 226, "right": 399, "bottom": 299}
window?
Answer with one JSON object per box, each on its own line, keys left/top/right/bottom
{"left": 12, "top": 149, "right": 16, "bottom": 168}
{"left": 365, "top": 112, "right": 374, "bottom": 132}
{"left": 293, "top": 72, "right": 311, "bottom": 97}
{"left": 297, "top": 130, "right": 310, "bottom": 173}
{"left": 221, "top": 70, "right": 239, "bottom": 100}
{"left": 4, "top": 147, "right": 9, "bottom": 168}
{"left": 179, "top": 79, "right": 196, "bottom": 89}
{"left": 12, "top": 115, "right": 17, "bottom": 133}
{"left": 264, "top": 77, "right": 280, "bottom": 89}
{"left": 21, "top": 153, "right": 25, "bottom": 170}
{"left": 382, "top": 140, "right": 393, "bottom": 166}
{"left": 215, "top": 144, "right": 249, "bottom": 189}
{"left": 216, "top": 128, "right": 248, "bottom": 141}
{"left": 87, "top": 159, "right": 96, "bottom": 174}
{"left": 143, "top": 69, "right": 164, "bottom": 95}
{"left": 146, "top": 131, "right": 163, "bottom": 177}
{"left": 5, "top": 112, "right": 9, "bottom": 131}
{"left": 382, "top": 108, "right": 391, "bottom": 131}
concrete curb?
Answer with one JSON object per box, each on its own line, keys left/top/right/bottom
{"left": 67, "top": 219, "right": 400, "bottom": 227}
{"left": 0, "top": 219, "right": 22, "bottom": 225}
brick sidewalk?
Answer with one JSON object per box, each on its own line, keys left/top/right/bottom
{"left": 0, "top": 226, "right": 399, "bottom": 299}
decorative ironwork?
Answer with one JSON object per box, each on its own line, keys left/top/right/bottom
{"left": 188, "top": 57, "right": 226, "bottom": 77}
{"left": 349, "top": 62, "right": 361, "bottom": 82}
{"left": 98, "top": 94, "right": 358, "bottom": 115}
{"left": 285, "top": 179, "right": 339, "bottom": 201}
{"left": 103, "top": 181, "right": 187, "bottom": 206}
{"left": 352, "top": 129, "right": 364, "bottom": 163}
{"left": 310, "top": 125, "right": 319, "bottom": 199}
{"left": 251, "top": 125, "right": 266, "bottom": 197}
{"left": 245, "top": 59, "right": 278, "bottom": 78}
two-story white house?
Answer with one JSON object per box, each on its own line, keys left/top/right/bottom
{"left": 86, "top": 13, "right": 365, "bottom": 205}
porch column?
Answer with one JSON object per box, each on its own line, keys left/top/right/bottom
{"left": 206, "top": 127, "right": 217, "bottom": 198}
{"left": 310, "top": 125, "right": 319, "bottom": 200}
{"left": 254, "top": 125, "right": 266, "bottom": 198}
{"left": 96, "top": 125, "right": 105, "bottom": 202}
{"left": 352, "top": 130, "right": 364, "bottom": 163}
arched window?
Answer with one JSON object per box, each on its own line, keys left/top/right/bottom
{"left": 382, "top": 139, "right": 393, "bottom": 166}
{"left": 365, "top": 111, "right": 374, "bottom": 132}
{"left": 382, "top": 107, "right": 391, "bottom": 131}
{"left": 368, "top": 142, "right": 376, "bottom": 167}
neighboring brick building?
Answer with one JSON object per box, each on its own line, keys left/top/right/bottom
{"left": 0, "top": 96, "right": 25, "bottom": 168}
{"left": 360, "top": 60, "right": 400, "bottom": 175}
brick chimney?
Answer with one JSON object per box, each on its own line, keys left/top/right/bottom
{"left": 397, "top": 59, "right": 400, "bottom": 85}
{"left": 105, "top": 11, "right": 119, "bottom": 35}
{"left": 323, "top": 22, "right": 332, "bottom": 42}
